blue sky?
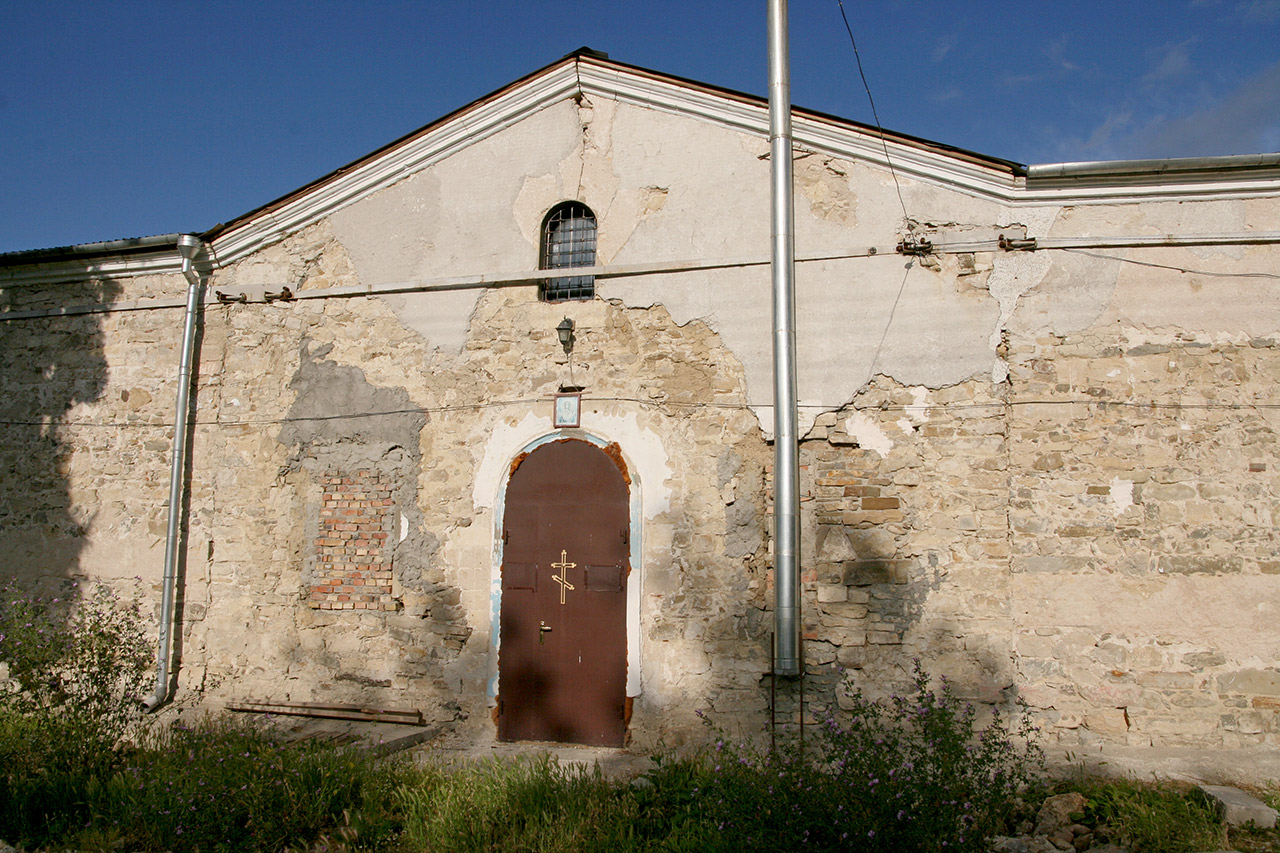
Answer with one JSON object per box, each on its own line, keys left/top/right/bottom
{"left": 2, "top": 1, "right": 1279, "bottom": 254}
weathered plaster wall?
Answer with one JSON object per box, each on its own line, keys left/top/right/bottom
{"left": 0, "top": 271, "right": 190, "bottom": 600}
{"left": 151, "top": 213, "right": 773, "bottom": 744}
{"left": 2, "top": 87, "right": 1278, "bottom": 760}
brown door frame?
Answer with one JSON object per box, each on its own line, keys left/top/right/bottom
{"left": 491, "top": 432, "right": 641, "bottom": 742}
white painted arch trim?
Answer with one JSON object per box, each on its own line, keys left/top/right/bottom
{"left": 479, "top": 412, "right": 670, "bottom": 703}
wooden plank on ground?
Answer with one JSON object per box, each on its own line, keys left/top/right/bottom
{"left": 227, "top": 700, "right": 425, "bottom": 726}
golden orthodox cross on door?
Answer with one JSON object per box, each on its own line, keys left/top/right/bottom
{"left": 551, "top": 549, "right": 576, "bottom": 605}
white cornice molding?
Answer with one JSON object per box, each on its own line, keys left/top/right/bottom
{"left": 576, "top": 61, "right": 1023, "bottom": 199}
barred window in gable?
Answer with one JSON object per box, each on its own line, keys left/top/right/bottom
{"left": 540, "top": 202, "right": 596, "bottom": 302}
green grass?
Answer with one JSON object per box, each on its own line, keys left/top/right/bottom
{"left": 1052, "top": 777, "right": 1280, "bottom": 853}
{"left": 2, "top": 712, "right": 1279, "bottom": 852}
{"left": 1061, "top": 778, "right": 1226, "bottom": 853}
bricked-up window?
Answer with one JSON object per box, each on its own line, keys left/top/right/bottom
{"left": 540, "top": 201, "right": 596, "bottom": 302}
{"left": 310, "top": 471, "right": 396, "bottom": 611}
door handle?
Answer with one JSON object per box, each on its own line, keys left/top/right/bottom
{"left": 539, "top": 621, "right": 552, "bottom": 644}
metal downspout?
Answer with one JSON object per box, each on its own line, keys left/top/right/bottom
{"left": 768, "top": 0, "right": 802, "bottom": 677}
{"left": 145, "top": 234, "right": 203, "bottom": 711}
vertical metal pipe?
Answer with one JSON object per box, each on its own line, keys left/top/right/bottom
{"left": 145, "top": 234, "right": 203, "bottom": 711}
{"left": 768, "top": 0, "right": 801, "bottom": 677}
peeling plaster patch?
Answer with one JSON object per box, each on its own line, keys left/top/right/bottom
{"left": 279, "top": 340, "right": 426, "bottom": 451}
{"left": 843, "top": 410, "right": 893, "bottom": 457}
{"left": 473, "top": 411, "right": 546, "bottom": 510}
{"left": 513, "top": 174, "right": 562, "bottom": 246}
{"left": 1110, "top": 477, "right": 1134, "bottom": 516}
{"left": 897, "top": 385, "right": 931, "bottom": 433}
{"left": 1013, "top": 243, "right": 1121, "bottom": 339}
{"left": 380, "top": 290, "right": 484, "bottom": 355}
{"left": 750, "top": 404, "right": 818, "bottom": 443}
{"left": 987, "top": 208, "right": 1057, "bottom": 382}
{"left": 399, "top": 513, "right": 409, "bottom": 543}
{"left": 571, "top": 410, "right": 672, "bottom": 518}
{"left": 859, "top": 261, "right": 1002, "bottom": 391}
{"left": 796, "top": 156, "right": 858, "bottom": 226}
{"left": 642, "top": 186, "right": 669, "bottom": 214}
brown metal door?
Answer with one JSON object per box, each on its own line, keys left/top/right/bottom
{"left": 498, "top": 439, "right": 629, "bottom": 746}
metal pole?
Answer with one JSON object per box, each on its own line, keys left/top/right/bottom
{"left": 768, "top": 0, "right": 801, "bottom": 677}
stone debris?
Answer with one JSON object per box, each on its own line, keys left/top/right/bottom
{"left": 1034, "top": 791, "right": 1088, "bottom": 837}
{"left": 1197, "top": 784, "right": 1278, "bottom": 828}
{"left": 989, "top": 835, "right": 1117, "bottom": 853}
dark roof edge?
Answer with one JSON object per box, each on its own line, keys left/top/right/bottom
{"left": 201, "top": 48, "right": 614, "bottom": 243}
{"left": 0, "top": 233, "right": 186, "bottom": 268}
{"left": 577, "top": 52, "right": 1028, "bottom": 177}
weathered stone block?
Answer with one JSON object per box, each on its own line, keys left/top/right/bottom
{"left": 842, "top": 559, "right": 909, "bottom": 586}
{"left": 1183, "top": 651, "right": 1227, "bottom": 669}
{"left": 1012, "top": 555, "right": 1090, "bottom": 573}
{"left": 1220, "top": 710, "right": 1269, "bottom": 734}
{"left": 1197, "top": 785, "right": 1278, "bottom": 828}
{"left": 1145, "top": 483, "right": 1197, "bottom": 501}
{"left": 815, "top": 583, "right": 847, "bottom": 603}
{"left": 1219, "top": 669, "right": 1280, "bottom": 696}
{"left": 1135, "top": 671, "right": 1197, "bottom": 689}
{"left": 1160, "top": 555, "right": 1243, "bottom": 574}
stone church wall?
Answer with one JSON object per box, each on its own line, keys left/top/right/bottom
{"left": 791, "top": 331, "right": 1280, "bottom": 752}
{"left": 2, "top": 88, "right": 1278, "bottom": 761}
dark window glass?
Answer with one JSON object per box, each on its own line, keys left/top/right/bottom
{"left": 540, "top": 202, "right": 596, "bottom": 302}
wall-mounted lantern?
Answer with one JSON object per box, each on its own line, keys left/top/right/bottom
{"left": 556, "top": 317, "right": 576, "bottom": 356}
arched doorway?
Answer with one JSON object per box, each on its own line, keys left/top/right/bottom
{"left": 497, "top": 438, "right": 629, "bottom": 746}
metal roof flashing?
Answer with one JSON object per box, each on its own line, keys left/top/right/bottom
{"left": 1027, "top": 152, "right": 1280, "bottom": 186}
{"left": 0, "top": 233, "right": 185, "bottom": 268}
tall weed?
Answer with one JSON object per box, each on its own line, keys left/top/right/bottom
{"left": 0, "top": 580, "right": 151, "bottom": 747}
{"left": 88, "top": 718, "right": 398, "bottom": 851}
{"left": 1074, "top": 779, "right": 1225, "bottom": 853}
{"left": 685, "top": 662, "right": 1044, "bottom": 852}
{"left": 0, "top": 580, "right": 153, "bottom": 842}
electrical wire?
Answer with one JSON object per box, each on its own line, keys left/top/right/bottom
{"left": 6, "top": 241, "right": 1280, "bottom": 323}
{"left": 836, "top": 0, "right": 910, "bottom": 223}
{"left": 5, "top": 392, "right": 1280, "bottom": 432}
{"left": 1062, "top": 248, "right": 1280, "bottom": 280}
{"left": 865, "top": 259, "right": 913, "bottom": 379}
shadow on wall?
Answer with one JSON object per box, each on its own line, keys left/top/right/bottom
{"left": 797, "top": 520, "right": 1017, "bottom": 723}
{"left": 0, "top": 277, "right": 122, "bottom": 596}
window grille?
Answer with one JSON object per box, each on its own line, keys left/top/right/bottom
{"left": 540, "top": 202, "right": 596, "bottom": 302}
